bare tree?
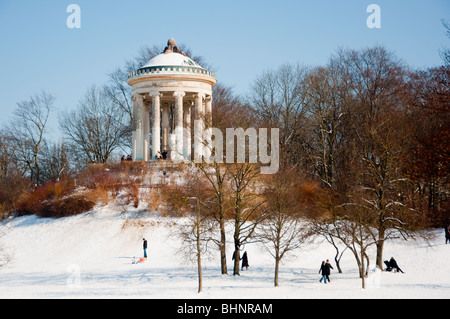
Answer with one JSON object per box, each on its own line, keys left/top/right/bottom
{"left": 247, "top": 63, "right": 309, "bottom": 165}
{"left": 303, "top": 64, "right": 350, "bottom": 190}
{"left": 258, "top": 168, "right": 316, "bottom": 286}
{"left": 195, "top": 83, "right": 253, "bottom": 275}
{"left": 312, "top": 222, "right": 347, "bottom": 273}
{"left": 333, "top": 46, "right": 423, "bottom": 269}
{"left": 104, "top": 67, "right": 133, "bottom": 120}
{"left": 197, "top": 161, "right": 231, "bottom": 275}
{"left": 5, "top": 90, "right": 55, "bottom": 185}
{"left": 406, "top": 66, "right": 450, "bottom": 225}
{"left": 0, "top": 132, "right": 32, "bottom": 219}
{"left": 228, "top": 163, "right": 266, "bottom": 276}
{"left": 314, "top": 184, "right": 379, "bottom": 286}
{"left": 59, "top": 85, "right": 129, "bottom": 165}
{"left": 162, "top": 170, "right": 215, "bottom": 293}
{"left": 0, "top": 134, "right": 10, "bottom": 181}
{"left": 333, "top": 202, "right": 378, "bottom": 289}
{"left": 40, "top": 140, "right": 70, "bottom": 182}
{"left": 213, "top": 83, "right": 255, "bottom": 129}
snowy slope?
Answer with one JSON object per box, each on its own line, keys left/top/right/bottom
{"left": 0, "top": 204, "right": 449, "bottom": 299}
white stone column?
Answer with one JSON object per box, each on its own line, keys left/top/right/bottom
{"left": 194, "top": 93, "right": 205, "bottom": 161}
{"left": 173, "top": 91, "right": 185, "bottom": 160}
{"left": 132, "top": 93, "right": 145, "bottom": 161}
{"left": 162, "top": 104, "right": 170, "bottom": 153}
{"left": 204, "top": 96, "right": 213, "bottom": 160}
{"left": 183, "top": 102, "right": 192, "bottom": 160}
{"left": 150, "top": 92, "right": 161, "bottom": 159}
{"left": 143, "top": 98, "right": 150, "bottom": 162}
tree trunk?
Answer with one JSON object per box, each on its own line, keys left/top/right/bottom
{"left": 233, "top": 202, "right": 241, "bottom": 276}
{"left": 361, "top": 247, "right": 366, "bottom": 289}
{"left": 196, "top": 203, "right": 202, "bottom": 293}
{"left": 376, "top": 229, "right": 385, "bottom": 269}
{"left": 233, "top": 249, "right": 240, "bottom": 276}
{"left": 197, "top": 246, "right": 202, "bottom": 293}
{"left": 274, "top": 256, "right": 280, "bottom": 287}
{"left": 334, "top": 252, "right": 343, "bottom": 274}
{"left": 219, "top": 215, "right": 228, "bottom": 275}
{"left": 233, "top": 229, "right": 240, "bottom": 276}
{"left": 349, "top": 247, "right": 363, "bottom": 278}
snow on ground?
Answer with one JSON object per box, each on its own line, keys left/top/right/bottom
{"left": 0, "top": 204, "right": 449, "bottom": 299}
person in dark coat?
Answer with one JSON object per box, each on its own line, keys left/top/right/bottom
{"left": 445, "top": 226, "right": 450, "bottom": 244}
{"left": 143, "top": 238, "right": 148, "bottom": 258}
{"left": 319, "top": 261, "right": 327, "bottom": 284}
{"left": 384, "top": 257, "right": 404, "bottom": 273}
{"left": 324, "top": 259, "right": 334, "bottom": 283}
{"left": 241, "top": 251, "right": 249, "bottom": 270}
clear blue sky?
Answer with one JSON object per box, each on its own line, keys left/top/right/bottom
{"left": 0, "top": 0, "right": 449, "bottom": 139}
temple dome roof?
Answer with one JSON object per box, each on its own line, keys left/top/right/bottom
{"left": 127, "top": 39, "right": 215, "bottom": 86}
{"left": 142, "top": 52, "right": 203, "bottom": 69}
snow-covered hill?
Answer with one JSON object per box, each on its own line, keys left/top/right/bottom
{"left": 0, "top": 204, "right": 449, "bottom": 299}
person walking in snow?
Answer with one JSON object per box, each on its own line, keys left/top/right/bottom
{"left": 143, "top": 238, "right": 148, "bottom": 258}
{"left": 445, "top": 226, "right": 450, "bottom": 244}
{"left": 319, "top": 261, "right": 327, "bottom": 283}
{"left": 324, "top": 259, "right": 334, "bottom": 283}
{"left": 241, "top": 251, "right": 249, "bottom": 270}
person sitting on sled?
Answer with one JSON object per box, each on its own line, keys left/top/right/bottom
{"left": 384, "top": 257, "right": 404, "bottom": 273}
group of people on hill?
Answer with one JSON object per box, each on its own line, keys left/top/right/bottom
{"left": 130, "top": 223, "right": 450, "bottom": 278}
{"left": 121, "top": 155, "right": 132, "bottom": 161}
{"left": 318, "top": 256, "right": 404, "bottom": 284}
{"left": 155, "top": 150, "right": 168, "bottom": 160}
{"left": 120, "top": 150, "right": 169, "bottom": 162}
{"left": 137, "top": 239, "right": 405, "bottom": 281}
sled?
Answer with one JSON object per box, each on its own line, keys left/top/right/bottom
{"left": 139, "top": 258, "right": 147, "bottom": 262}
